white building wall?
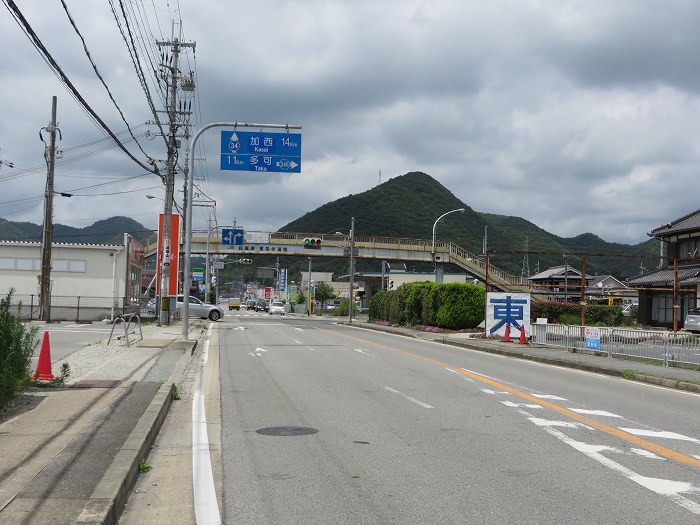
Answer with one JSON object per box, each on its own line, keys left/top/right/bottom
{"left": 0, "top": 241, "right": 127, "bottom": 300}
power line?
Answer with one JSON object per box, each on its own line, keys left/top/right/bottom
{"left": 2, "top": 0, "right": 160, "bottom": 175}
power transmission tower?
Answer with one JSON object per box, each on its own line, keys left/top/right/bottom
{"left": 39, "top": 96, "right": 61, "bottom": 322}
{"left": 520, "top": 236, "right": 530, "bottom": 284}
{"left": 155, "top": 28, "right": 195, "bottom": 325}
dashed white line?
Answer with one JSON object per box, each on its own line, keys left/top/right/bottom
{"left": 568, "top": 409, "right": 622, "bottom": 418}
{"left": 618, "top": 428, "right": 700, "bottom": 444}
{"left": 384, "top": 386, "right": 433, "bottom": 409}
{"left": 528, "top": 418, "right": 593, "bottom": 430}
{"left": 532, "top": 394, "right": 568, "bottom": 400}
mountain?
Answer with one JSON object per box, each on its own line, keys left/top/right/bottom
{"left": 0, "top": 172, "right": 659, "bottom": 280}
{"left": 281, "top": 172, "right": 658, "bottom": 279}
{"left": 0, "top": 216, "right": 154, "bottom": 245}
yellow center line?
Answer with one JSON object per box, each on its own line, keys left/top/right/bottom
{"left": 333, "top": 329, "right": 700, "bottom": 469}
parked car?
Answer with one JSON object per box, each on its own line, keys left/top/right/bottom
{"left": 176, "top": 294, "right": 225, "bottom": 321}
{"left": 245, "top": 299, "right": 256, "bottom": 310}
{"left": 269, "top": 301, "right": 285, "bottom": 315}
{"left": 146, "top": 298, "right": 156, "bottom": 314}
{"left": 683, "top": 307, "right": 700, "bottom": 333}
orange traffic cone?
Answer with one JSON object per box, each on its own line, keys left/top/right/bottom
{"left": 519, "top": 324, "right": 527, "bottom": 344}
{"left": 503, "top": 323, "right": 511, "bottom": 342}
{"left": 33, "top": 331, "right": 55, "bottom": 381}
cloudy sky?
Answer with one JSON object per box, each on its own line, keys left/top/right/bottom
{"left": 1, "top": 0, "right": 699, "bottom": 244}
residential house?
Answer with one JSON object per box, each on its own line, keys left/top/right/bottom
{"left": 627, "top": 209, "right": 700, "bottom": 328}
{"left": 528, "top": 265, "right": 591, "bottom": 302}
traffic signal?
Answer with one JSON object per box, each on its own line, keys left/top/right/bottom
{"left": 389, "top": 279, "right": 395, "bottom": 290}
{"left": 239, "top": 258, "right": 253, "bottom": 264}
{"left": 303, "top": 237, "right": 322, "bottom": 249}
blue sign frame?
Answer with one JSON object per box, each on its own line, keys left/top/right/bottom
{"left": 221, "top": 228, "right": 244, "bottom": 245}
{"left": 220, "top": 130, "right": 301, "bottom": 173}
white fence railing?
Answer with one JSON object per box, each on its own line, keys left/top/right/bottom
{"left": 532, "top": 324, "right": 700, "bottom": 367}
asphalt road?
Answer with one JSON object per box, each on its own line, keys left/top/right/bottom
{"left": 217, "top": 315, "right": 700, "bottom": 525}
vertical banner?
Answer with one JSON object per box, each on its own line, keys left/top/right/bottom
{"left": 279, "top": 268, "right": 287, "bottom": 293}
{"left": 156, "top": 213, "right": 181, "bottom": 296}
{"left": 486, "top": 292, "right": 531, "bottom": 338}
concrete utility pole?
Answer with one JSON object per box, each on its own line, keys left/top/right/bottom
{"left": 39, "top": 96, "right": 59, "bottom": 322}
{"left": 348, "top": 217, "right": 355, "bottom": 324}
{"left": 156, "top": 28, "right": 195, "bottom": 325}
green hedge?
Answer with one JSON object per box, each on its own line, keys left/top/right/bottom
{"left": 0, "top": 290, "right": 39, "bottom": 411}
{"left": 531, "top": 301, "right": 624, "bottom": 326}
{"left": 369, "top": 282, "right": 485, "bottom": 330}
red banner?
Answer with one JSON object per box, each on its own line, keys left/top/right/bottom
{"left": 156, "top": 213, "right": 181, "bottom": 296}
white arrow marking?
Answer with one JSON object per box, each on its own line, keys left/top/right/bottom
{"left": 354, "top": 348, "right": 374, "bottom": 357}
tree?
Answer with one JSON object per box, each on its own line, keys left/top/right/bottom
{"left": 313, "top": 281, "right": 336, "bottom": 309}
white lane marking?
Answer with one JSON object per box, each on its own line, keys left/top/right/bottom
{"left": 528, "top": 418, "right": 593, "bottom": 430}
{"left": 192, "top": 325, "right": 221, "bottom": 524}
{"left": 538, "top": 424, "right": 700, "bottom": 515}
{"left": 618, "top": 428, "right": 700, "bottom": 444}
{"left": 568, "top": 409, "right": 622, "bottom": 418}
{"left": 631, "top": 448, "right": 665, "bottom": 460}
{"left": 446, "top": 368, "right": 474, "bottom": 381}
{"left": 294, "top": 327, "right": 303, "bottom": 331}
{"left": 462, "top": 368, "right": 498, "bottom": 380}
{"left": 532, "top": 394, "right": 568, "bottom": 400}
{"left": 481, "top": 389, "right": 511, "bottom": 395}
{"left": 354, "top": 348, "right": 374, "bottom": 357}
{"left": 293, "top": 340, "right": 302, "bottom": 344}
{"left": 501, "top": 401, "right": 542, "bottom": 409}
{"left": 384, "top": 386, "right": 434, "bottom": 409}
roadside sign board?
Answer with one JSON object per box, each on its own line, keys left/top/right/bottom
{"left": 222, "top": 228, "right": 244, "bottom": 245}
{"left": 220, "top": 130, "right": 301, "bottom": 173}
{"left": 193, "top": 267, "right": 204, "bottom": 283}
{"left": 585, "top": 327, "right": 601, "bottom": 350}
{"left": 212, "top": 261, "right": 224, "bottom": 270}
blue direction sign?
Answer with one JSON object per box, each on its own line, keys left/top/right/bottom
{"left": 221, "top": 228, "right": 244, "bottom": 245}
{"left": 220, "top": 130, "right": 301, "bottom": 173}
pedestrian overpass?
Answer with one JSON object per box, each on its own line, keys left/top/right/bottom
{"left": 144, "top": 230, "right": 541, "bottom": 295}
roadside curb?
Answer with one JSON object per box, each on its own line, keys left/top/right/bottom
{"left": 348, "top": 322, "right": 700, "bottom": 394}
{"left": 75, "top": 338, "right": 198, "bottom": 525}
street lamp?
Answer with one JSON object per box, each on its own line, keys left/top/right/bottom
{"left": 432, "top": 208, "right": 465, "bottom": 283}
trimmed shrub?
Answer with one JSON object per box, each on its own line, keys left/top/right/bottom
{"left": 434, "top": 283, "right": 485, "bottom": 330}
{"left": 531, "top": 300, "right": 625, "bottom": 326}
{"left": 0, "top": 289, "right": 39, "bottom": 411}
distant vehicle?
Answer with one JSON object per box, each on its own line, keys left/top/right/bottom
{"left": 255, "top": 300, "right": 269, "bottom": 312}
{"left": 683, "top": 307, "right": 700, "bottom": 333}
{"left": 146, "top": 298, "right": 156, "bottom": 314}
{"left": 245, "top": 299, "right": 256, "bottom": 310}
{"left": 228, "top": 297, "right": 241, "bottom": 311}
{"left": 269, "top": 301, "right": 285, "bottom": 315}
{"left": 176, "top": 295, "right": 225, "bottom": 321}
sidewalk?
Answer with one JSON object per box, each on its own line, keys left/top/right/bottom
{"left": 0, "top": 320, "right": 203, "bottom": 525}
{"left": 348, "top": 319, "right": 700, "bottom": 393}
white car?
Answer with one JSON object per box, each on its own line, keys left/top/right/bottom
{"left": 176, "top": 295, "right": 225, "bottom": 321}
{"left": 268, "top": 301, "right": 285, "bottom": 315}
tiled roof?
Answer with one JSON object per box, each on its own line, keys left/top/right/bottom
{"left": 649, "top": 209, "right": 700, "bottom": 237}
{"left": 627, "top": 264, "right": 700, "bottom": 286}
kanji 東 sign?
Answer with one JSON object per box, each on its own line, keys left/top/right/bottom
{"left": 486, "top": 292, "right": 531, "bottom": 338}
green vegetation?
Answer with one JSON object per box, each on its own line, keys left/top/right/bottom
{"left": 313, "top": 281, "right": 337, "bottom": 309}
{"left": 138, "top": 458, "right": 152, "bottom": 473}
{"left": 531, "top": 301, "right": 624, "bottom": 326}
{"left": 171, "top": 386, "right": 181, "bottom": 401}
{"left": 369, "top": 282, "right": 485, "bottom": 330}
{"left": 0, "top": 290, "right": 39, "bottom": 411}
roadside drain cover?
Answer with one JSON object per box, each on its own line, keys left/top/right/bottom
{"left": 256, "top": 426, "right": 318, "bottom": 436}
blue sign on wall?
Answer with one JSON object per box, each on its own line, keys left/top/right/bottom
{"left": 220, "top": 130, "right": 301, "bottom": 173}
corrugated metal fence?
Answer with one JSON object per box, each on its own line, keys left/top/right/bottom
{"left": 533, "top": 324, "right": 700, "bottom": 367}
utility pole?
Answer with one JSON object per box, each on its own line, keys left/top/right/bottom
{"left": 348, "top": 217, "right": 355, "bottom": 324}
{"left": 156, "top": 27, "right": 195, "bottom": 325}
{"left": 39, "top": 96, "right": 59, "bottom": 322}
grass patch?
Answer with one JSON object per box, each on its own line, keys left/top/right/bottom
{"left": 622, "top": 369, "right": 636, "bottom": 380}
{"left": 171, "top": 386, "right": 181, "bottom": 400}
{"left": 138, "top": 458, "right": 152, "bottom": 473}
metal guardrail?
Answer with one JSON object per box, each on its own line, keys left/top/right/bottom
{"left": 532, "top": 324, "right": 700, "bottom": 367}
